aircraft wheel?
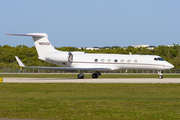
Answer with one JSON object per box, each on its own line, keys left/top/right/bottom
{"left": 159, "top": 75, "right": 163, "bottom": 79}
{"left": 77, "top": 74, "right": 84, "bottom": 79}
{"left": 92, "top": 73, "right": 98, "bottom": 79}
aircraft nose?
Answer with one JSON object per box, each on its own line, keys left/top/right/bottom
{"left": 168, "top": 63, "right": 174, "bottom": 69}
{"left": 170, "top": 64, "right": 174, "bottom": 69}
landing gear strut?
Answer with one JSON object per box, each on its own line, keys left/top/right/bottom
{"left": 77, "top": 71, "right": 84, "bottom": 79}
{"left": 92, "top": 71, "right": 101, "bottom": 79}
{"left": 157, "top": 71, "right": 163, "bottom": 79}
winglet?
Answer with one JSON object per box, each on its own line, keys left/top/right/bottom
{"left": 15, "top": 56, "right": 25, "bottom": 67}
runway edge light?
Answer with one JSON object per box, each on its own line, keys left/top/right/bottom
{"left": 0, "top": 78, "right": 3, "bottom": 83}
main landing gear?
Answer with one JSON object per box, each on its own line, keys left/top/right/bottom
{"left": 157, "top": 71, "right": 163, "bottom": 79}
{"left": 92, "top": 71, "right": 101, "bottom": 79}
{"left": 77, "top": 71, "right": 101, "bottom": 79}
{"left": 77, "top": 71, "right": 84, "bottom": 79}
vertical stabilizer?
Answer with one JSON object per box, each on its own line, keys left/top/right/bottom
{"left": 29, "top": 33, "right": 57, "bottom": 59}
{"left": 7, "top": 33, "right": 57, "bottom": 60}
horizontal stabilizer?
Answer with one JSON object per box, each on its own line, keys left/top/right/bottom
{"left": 6, "top": 33, "right": 45, "bottom": 37}
{"left": 15, "top": 56, "right": 25, "bottom": 67}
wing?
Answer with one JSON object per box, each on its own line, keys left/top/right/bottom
{"left": 15, "top": 56, "right": 111, "bottom": 71}
{"left": 27, "top": 66, "right": 110, "bottom": 71}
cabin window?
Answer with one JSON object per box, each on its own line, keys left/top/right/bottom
{"left": 121, "top": 59, "right": 124, "bottom": 63}
{"left": 134, "top": 60, "right": 138, "bottom": 63}
{"left": 94, "top": 59, "right": 98, "bottom": 62}
{"left": 101, "top": 59, "right": 105, "bottom": 62}
{"left": 114, "top": 59, "right": 118, "bottom": 63}
{"left": 107, "top": 59, "right": 111, "bottom": 62}
{"left": 127, "top": 59, "right": 131, "bottom": 63}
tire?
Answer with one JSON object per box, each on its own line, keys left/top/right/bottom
{"left": 78, "top": 74, "right": 84, "bottom": 79}
{"left": 92, "top": 73, "right": 98, "bottom": 78}
{"left": 159, "top": 75, "right": 163, "bottom": 79}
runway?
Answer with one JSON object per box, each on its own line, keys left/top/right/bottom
{"left": 2, "top": 77, "right": 180, "bottom": 83}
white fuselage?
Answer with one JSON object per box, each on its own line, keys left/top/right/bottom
{"left": 42, "top": 51, "right": 174, "bottom": 71}
{"left": 8, "top": 33, "right": 174, "bottom": 79}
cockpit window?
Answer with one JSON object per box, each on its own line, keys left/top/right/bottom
{"left": 154, "top": 58, "right": 158, "bottom": 61}
{"left": 158, "top": 58, "right": 165, "bottom": 61}
{"left": 154, "top": 57, "right": 165, "bottom": 61}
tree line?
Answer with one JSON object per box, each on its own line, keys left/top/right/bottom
{"left": 0, "top": 44, "right": 180, "bottom": 68}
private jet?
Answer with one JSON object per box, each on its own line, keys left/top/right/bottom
{"left": 7, "top": 33, "right": 174, "bottom": 79}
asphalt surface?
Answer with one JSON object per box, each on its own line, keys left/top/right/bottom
{"left": 2, "top": 77, "right": 180, "bottom": 83}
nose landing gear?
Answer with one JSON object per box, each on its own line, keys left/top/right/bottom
{"left": 157, "top": 71, "right": 163, "bottom": 79}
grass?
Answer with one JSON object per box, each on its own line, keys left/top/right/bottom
{"left": 1, "top": 83, "right": 180, "bottom": 119}
{"left": 0, "top": 73, "right": 180, "bottom": 78}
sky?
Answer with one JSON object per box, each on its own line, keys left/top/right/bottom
{"left": 1, "top": 0, "right": 180, "bottom": 48}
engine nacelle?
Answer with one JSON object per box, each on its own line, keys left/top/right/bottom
{"left": 45, "top": 51, "right": 73, "bottom": 63}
